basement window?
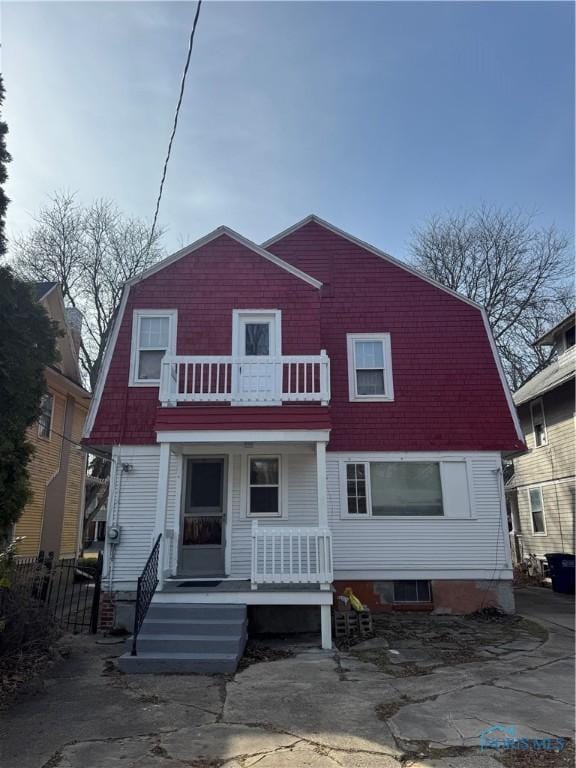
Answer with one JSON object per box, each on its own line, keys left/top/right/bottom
{"left": 393, "top": 580, "right": 432, "bottom": 603}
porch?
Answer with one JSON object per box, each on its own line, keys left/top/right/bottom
{"left": 148, "top": 435, "right": 334, "bottom": 650}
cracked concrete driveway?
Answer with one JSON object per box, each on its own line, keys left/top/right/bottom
{"left": 0, "top": 588, "right": 573, "bottom": 768}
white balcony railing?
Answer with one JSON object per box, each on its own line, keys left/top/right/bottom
{"left": 251, "top": 521, "right": 333, "bottom": 588}
{"left": 159, "top": 352, "right": 330, "bottom": 406}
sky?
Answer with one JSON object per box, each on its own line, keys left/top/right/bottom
{"left": 2, "top": 1, "right": 574, "bottom": 261}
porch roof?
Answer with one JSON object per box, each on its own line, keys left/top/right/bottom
{"left": 155, "top": 404, "right": 331, "bottom": 438}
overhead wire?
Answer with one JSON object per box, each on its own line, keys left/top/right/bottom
{"left": 147, "top": 0, "right": 203, "bottom": 249}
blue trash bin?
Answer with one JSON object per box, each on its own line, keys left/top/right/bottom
{"left": 545, "top": 553, "right": 575, "bottom": 595}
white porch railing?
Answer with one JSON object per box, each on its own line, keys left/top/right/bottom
{"left": 250, "top": 521, "right": 333, "bottom": 587}
{"left": 159, "top": 353, "right": 330, "bottom": 406}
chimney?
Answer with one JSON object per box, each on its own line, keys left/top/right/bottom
{"left": 65, "top": 307, "right": 83, "bottom": 359}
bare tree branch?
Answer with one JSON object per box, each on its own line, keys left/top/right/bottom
{"left": 12, "top": 191, "right": 165, "bottom": 390}
{"left": 410, "top": 206, "right": 573, "bottom": 389}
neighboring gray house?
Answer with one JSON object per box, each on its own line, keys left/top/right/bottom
{"left": 506, "top": 313, "right": 575, "bottom": 565}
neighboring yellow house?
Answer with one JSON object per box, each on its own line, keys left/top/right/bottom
{"left": 14, "top": 282, "right": 91, "bottom": 559}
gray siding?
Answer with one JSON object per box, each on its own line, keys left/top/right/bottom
{"left": 508, "top": 380, "right": 575, "bottom": 557}
{"left": 512, "top": 479, "right": 575, "bottom": 557}
{"left": 511, "top": 381, "right": 574, "bottom": 486}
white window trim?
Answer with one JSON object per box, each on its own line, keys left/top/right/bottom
{"left": 347, "top": 333, "right": 394, "bottom": 402}
{"left": 246, "top": 455, "right": 283, "bottom": 518}
{"left": 129, "top": 309, "right": 178, "bottom": 387}
{"left": 340, "top": 459, "right": 449, "bottom": 520}
{"left": 231, "top": 310, "right": 283, "bottom": 406}
{"left": 528, "top": 485, "right": 547, "bottom": 536}
{"left": 37, "top": 392, "right": 55, "bottom": 441}
{"left": 529, "top": 398, "right": 548, "bottom": 449}
{"left": 231, "top": 309, "right": 282, "bottom": 356}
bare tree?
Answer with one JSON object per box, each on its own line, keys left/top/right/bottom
{"left": 410, "top": 207, "right": 573, "bottom": 389}
{"left": 12, "top": 192, "right": 165, "bottom": 389}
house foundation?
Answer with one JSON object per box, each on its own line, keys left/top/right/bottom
{"left": 333, "top": 579, "right": 515, "bottom": 614}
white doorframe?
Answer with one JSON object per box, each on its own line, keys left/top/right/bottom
{"left": 231, "top": 309, "right": 282, "bottom": 404}
{"left": 174, "top": 451, "right": 233, "bottom": 576}
{"left": 174, "top": 451, "right": 233, "bottom": 579}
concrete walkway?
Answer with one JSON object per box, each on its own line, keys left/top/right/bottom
{"left": 515, "top": 585, "right": 574, "bottom": 632}
{"left": 1, "top": 591, "right": 573, "bottom": 768}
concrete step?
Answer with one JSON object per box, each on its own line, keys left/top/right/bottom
{"left": 127, "top": 633, "right": 247, "bottom": 655}
{"left": 120, "top": 602, "right": 248, "bottom": 674}
{"left": 142, "top": 618, "right": 246, "bottom": 636}
{"left": 118, "top": 651, "right": 240, "bottom": 675}
{"left": 147, "top": 603, "right": 246, "bottom": 621}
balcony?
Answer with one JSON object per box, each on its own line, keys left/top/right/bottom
{"left": 159, "top": 353, "right": 331, "bottom": 407}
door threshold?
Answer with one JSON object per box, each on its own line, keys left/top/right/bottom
{"left": 168, "top": 576, "right": 232, "bottom": 581}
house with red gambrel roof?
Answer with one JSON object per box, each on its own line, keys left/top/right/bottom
{"left": 83, "top": 215, "right": 524, "bottom": 673}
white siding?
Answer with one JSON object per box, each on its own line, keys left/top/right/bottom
{"left": 107, "top": 445, "right": 511, "bottom": 588}
{"left": 327, "top": 452, "right": 511, "bottom": 579}
{"left": 230, "top": 452, "right": 319, "bottom": 578}
{"left": 105, "top": 445, "right": 161, "bottom": 588}
{"left": 107, "top": 445, "right": 319, "bottom": 588}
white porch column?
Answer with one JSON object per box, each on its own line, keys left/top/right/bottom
{"left": 154, "top": 442, "right": 171, "bottom": 590}
{"left": 316, "top": 441, "right": 328, "bottom": 528}
{"left": 320, "top": 605, "right": 332, "bottom": 650}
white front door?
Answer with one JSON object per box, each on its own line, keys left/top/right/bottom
{"left": 234, "top": 312, "right": 280, "bottom": 402}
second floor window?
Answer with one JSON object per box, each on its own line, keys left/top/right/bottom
{"left": 38, "top": 393, "right": 54, "bottom": 439}
{"left": 347, "top": 333, "right": 394, "bottom": 402}
{"left": 530, "top": 399, "right": 547, "bottom": 448}
{"left": 130, "top": 310, "right": 177, "bottom": 385}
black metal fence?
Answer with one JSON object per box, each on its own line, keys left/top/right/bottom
{"left": 12, "top": 552, "right": 103, "bottom": 634}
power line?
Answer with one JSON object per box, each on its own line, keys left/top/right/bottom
{"left": 148, "top": 0, "right": 203, "bottom": 248}
{"left": 43, "top": 424, "right": 112, "bottom": 461}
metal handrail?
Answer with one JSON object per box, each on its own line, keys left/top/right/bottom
{"left": 131, "top": 534, "right": 162, "bottom": 656}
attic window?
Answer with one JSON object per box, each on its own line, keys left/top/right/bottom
{"left": 565, "top": 325, "right": 575, "bottom": 349}
{"left": 130, "top": 310, "right": 177, "bottom": 386}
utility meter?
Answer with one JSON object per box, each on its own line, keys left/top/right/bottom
{"left": 107, "top": 526, "right": 121, "bottom": 544}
